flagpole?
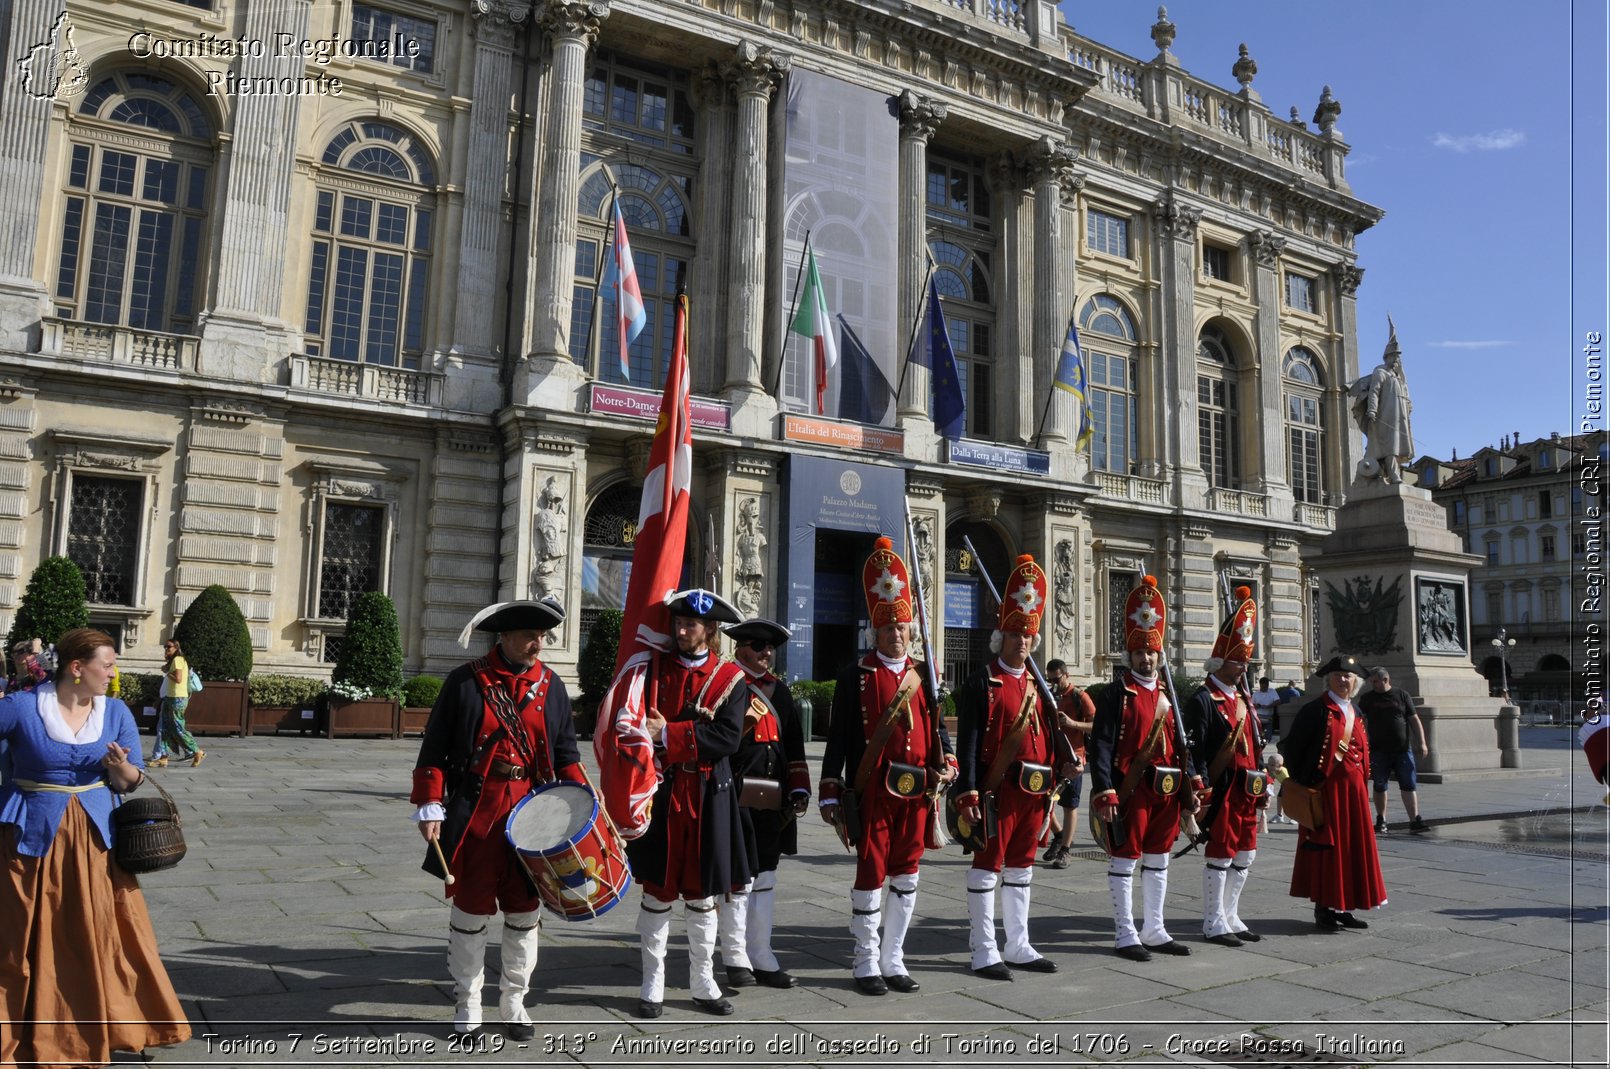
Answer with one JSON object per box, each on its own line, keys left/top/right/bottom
{"left": 769, "top": 230, "right": 813, "bottom": 399}
{"left": 893, "top": 251, "right": 938, "bottom": 407}
{"left": 1032, "top": 349, "right": 1059, "bottom": 442}
{"left": 591, "top": 175, "right": 620, "bottom": 377}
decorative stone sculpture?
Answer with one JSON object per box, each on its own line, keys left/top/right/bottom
{"left": 734, "top": 496, "right": 766, "bottom": 617}
{"left": 1053, "top": 539, "right": 1076, "bottom": 651}
{"left": 1348, "top": 316, "right": 1415, "bottom": 484}
{"left": 531, "top": 475, "right": 568, "bottom": 598}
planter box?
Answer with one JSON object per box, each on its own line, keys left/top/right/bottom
{"left": 325, "top": 697, "right": 400, "bottom": 739}
{"left": 183, "top": 681, "right": 248, "bottom": 736}
{"left": 250, "top": 705, "right": 318, "bottom": 736}
{"left": 400, "top": 706, "right": 431, "bottom": 736}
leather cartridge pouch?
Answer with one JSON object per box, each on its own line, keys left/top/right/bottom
{"left": 739, "top": 777, "right": 782, "bottom": 811}
{"left": 1017, "top": 762, "right": 1054, "bottom": 796}
{"left": 1242, "top": 769, "right": 1270, "bottom": 798}
{"left": 1149, "top": 765, "right": 1183, "bottom": 797}
{"left": 885, "top": 762, "right": 926, "bottom": 799}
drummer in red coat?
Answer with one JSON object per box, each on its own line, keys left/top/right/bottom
{"left": 625, "top": 588, "right": 752, "bottom": 1019}
{"left": 1280, "top": 654, "right": 1387, "bottom": 929}
{"left": 953, "top": 554, "right": 1075, "bottom": 980}
{"left": 411, "top": 597, "right": 584, "bottom": 1039}
{"left": 1089, "top": 575, "right": 1201, "bottom": 961}
{"left": 819, "top": 537, "right": 957, "bottom": 997}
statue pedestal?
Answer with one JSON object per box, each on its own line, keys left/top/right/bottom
{"left": 1308, "top": 479, "right": 1519, "bottom": 781}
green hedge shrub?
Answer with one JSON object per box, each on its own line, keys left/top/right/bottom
{"left": 578, "top": 609, "right": 625, "bottom": 704}
{"left": 115, "top": 672, "right": 161, "bottom": 710}
{"left": 174, "top": 585, "right": 253, "bottom": 681}
{"left": 248, "top": 674, "right": 328, "bottom": 707}
{"left": 7, "top": 556, "right": 88, "bottom": 652}
{"left": 332, "top": 592, "right": 404, "bottom": 702}
{"left": 403, "top": 675, "right": 444, "bottom": 708}
{"left": 789, "top": 680, "right": 836, "bottom": 715}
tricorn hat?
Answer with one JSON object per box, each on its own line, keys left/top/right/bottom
{"left": 723, "top": 618, "right": 792, "bottom": 647}
{"left": 998, "top": 555, "right": 1047, "bottom": 636}
{"left": 1314, "top": 654, "right": 1365, "bottom": 678}
{"left": 1205, "top": 586, "right": 1258, "bottom": 672}
{"left": 1123, "top": 575, "right": 1166, "bottom": 653}
{"left": 665, "top": 587, "right": 742, "bottom": 624}
{"left": 862, "top": 536, "right": 914, "bottom": 629}
{"left": 457, "top": 597, "right": 565, "bottom": 648}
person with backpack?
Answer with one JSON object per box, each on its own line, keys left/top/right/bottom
{"left": 152, "top": 639, "right": 203, "bottom": 768}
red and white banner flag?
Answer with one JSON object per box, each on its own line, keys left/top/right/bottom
{"left": 592, "top": 292, "right": 692, "bottom": 839}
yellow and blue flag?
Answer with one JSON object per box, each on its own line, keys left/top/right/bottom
{"left": 1053, "top": 316, "right": 1094, "bottom": 449}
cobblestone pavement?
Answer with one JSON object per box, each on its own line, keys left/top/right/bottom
{"left": 114, "top": 725, "right": 1606, "bottom": 1068}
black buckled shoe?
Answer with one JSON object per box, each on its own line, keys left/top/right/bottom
{"left": 635, "top": 999, "right": 663, "bottom": 1019}
{"left": 1336, "top": 911, "right": 1369, "bottom": 929}
{"left": 1205, "top": 932, "right": 1244, "bottom": 947}
{"left": 692, "top": 995, "right": 734, "bottom": 1016}
{"left": 1115, "top": 943, "right": 1152, "bottom": 962}
{"left": 1233, "top": 928, "right": 1262, "bottom": 942}
{"left": 753, "top": 968, "right": 797, "bottom": 989}
{"left": 973, "top": 962, "right": 1014, "bottom": 981}
{"left": 726, "top": 966, "right": 757, "bottom": 988}
{"left": 507, "top": 1022, "right": 536, "bottom": 1041}
{"left": 883, "top": 973, "right": 920, "bottom": 993}
{"left": 1009, "top": 956, "right": 1058, "bottom": 973}
{"left": 854, "top": 975, "right": 889, "bottom": 996}
{"left": 1145, "top": 940, "right": 1191, "bottom": 956}
{"left": 1314, "top": 905, "right": 1342, "bottom": 930}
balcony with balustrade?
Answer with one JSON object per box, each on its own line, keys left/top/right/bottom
{"left": 39, "top": 317, "right": 197, "bottom": 373}
{"left": 288, "top": 353, "right": 445, "bottom": 407}
{"left": 1090, "top": 469, "right": 1168, "bottom": 506}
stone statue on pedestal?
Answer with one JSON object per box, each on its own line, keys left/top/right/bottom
{"left": 1349, "top": 316, "right": 1415, "bottom": 484}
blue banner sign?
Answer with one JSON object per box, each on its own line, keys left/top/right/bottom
{"left": 945, "top": 438, "right": 1051, "bottom": 475}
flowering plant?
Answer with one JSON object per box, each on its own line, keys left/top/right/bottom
{"left": 329, "top": 679, "right": 376, "bottom": 701}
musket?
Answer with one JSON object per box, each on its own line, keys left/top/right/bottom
{"left": 904, "top": 506, "right": 952, "bottom": 847}
{"left": 960, "top": 536, "right": 1079, "bottom": 839}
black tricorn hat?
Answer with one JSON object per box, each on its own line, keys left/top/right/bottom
{"left": 722, "top": 618, "right": 792, "bottom": 647}
{"left": 665, "top": 588, "right": 742, "bottom": 624}
{"left": 1314, "top": 654, "right": 1365, "bottom": 678}
{"left": 457, "top": 598, "right": 565, "bottom": 648}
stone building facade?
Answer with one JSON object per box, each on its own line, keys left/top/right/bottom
{"left": 0, "top": 0, "right": 1382, "bottom": 687}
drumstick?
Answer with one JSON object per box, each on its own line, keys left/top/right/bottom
{"left": 430, "top": 837, "right": 456, "bottom": 886}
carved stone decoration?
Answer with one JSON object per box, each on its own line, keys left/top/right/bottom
{"left": 1150, "top": 6, "right": 1176, "bottom": 54}
{"left": 968, "top": 489, "right": 1002, "bottom": 519}
{"left": 912, "top": 517, "right": 937, "bottom": 602}
{"left": 1053, "top": 539, "right": 1075, "bottom": 651}
{"left": 897, "top": 89, "right": 947, "bottom": 142}
{"left": 540, "top": 0, "right": 608, "bottom": 44}
{"left": 1248, "top": 229, "right": 1286, "bottom": 268}
{"left": 726, "top": 39, "right": 790, "bottom": 97}
{"left": 1289, "top": 105, "right": 1307, "bottom": 129}
{"left": 332, "top": 479, "right": 382, "bottom": 499}
{"left": 1313, "top": 85, "right": 1342, "bottom": 133}
{"left": 1026, "top": 135, "right": 1078, "bottom": 193}
{"left": 1330, "top": 261, "right": 1365, "bottom": 296}
{"left": 1415, "top": 577, "right": 1467, "bottom": 655}
{"left": 1348, "top": 316, "right": 1415, "bottom": 484}
{"left": 1232, "top": 43, "right": 1257, "bottom": 89}
{"left": 733, "top": 495, "right": 767, "bottom": 618}
{"left": 531, "top": 474, "right": 568, "bottom": 598}
{"left": 471, "top": 0, "right": 532, "bottom": 48}
{"left": 1324, "top": 574, "right": 1403, "bottom": 655}
{"left": 1152, "top": 194, "right": 1201, "bottom": 240}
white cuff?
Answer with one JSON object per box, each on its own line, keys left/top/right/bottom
{"left": 819, "top": 799, "right": 839, "bottom": 808}
{"left": 413, "top": 802, "right": 446, "bottom": 822}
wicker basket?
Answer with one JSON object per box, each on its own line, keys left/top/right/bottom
{"left": 113, "top": 776, "right": 186, "bottom": 874}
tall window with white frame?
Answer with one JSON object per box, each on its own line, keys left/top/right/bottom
{"left": 569, "top": 52, "right": 696, "bottom": 391}
{"left": 1080, "top": 295, "right": 1139, "bottom": 474}
{"left": 1284, "top": 271, "right": 1316, "bottom": 313}
{"left": 1284, "top": 347, "right": 1326, "bottom": 504}
{"left": 927, "top": 151, "right": 994, "bottom": 438}
{"left": 304, "top": 121, "right": 436, "bottom": 369}
{"left": 56, "top": 72, "right": 214, "bottom": 335}
{"left": 1197, "top": 325, "right": 1240, "bottom": 489}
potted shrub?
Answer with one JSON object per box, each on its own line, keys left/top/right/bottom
{"left": 6, "top": 555, "right": 89, "bottom": 653}
{"left": 115, "top": 672, "right": 161, "bottom": 734}
{"left": 325, "top": 592, "right": 404, "bottom": 738}
{"left": 172, "top": 585, "right": 253, "bottom": 736}
{"left": 400, "top": 674, "right": 443, "bottom": 736}
{"left": 575, "top": 608, "right": 624, "bottom": 739}
{"left": 248, "top": 674, "right": 327, "bottom": 735}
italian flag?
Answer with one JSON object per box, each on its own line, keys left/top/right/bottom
{"left": 790, "top": 249, "right": 837, "bottom": 415}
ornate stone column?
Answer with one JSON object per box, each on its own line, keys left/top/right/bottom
{"left": 896, "top": 91, "right": 946, "bottom": 422}
{"left": 1329, "top": 261, "right": 1365, "bottom": 499}
{"left": 989, "top": 153, "right": 1030, "bottom": 442}
{"left": 199, "top": 0, "right": 314, "bottom": 381}
{"left": 722, "top": 41, "right": 788, "bottom": 432}
{"left": 0, "top": 0, "right": 64, "bottom": 350}
{"left": 520, "top": 0, "right": 608, "bottom": 405}
{"left": 1155, "top": 193, "right": 1204, "bottom": 503}
{"left": 1245, "top": 228, "right": 1287, "bottom": 505}
{"left": 689, "top": 64, "right": 732, "bottom": 397}
{"left": 1028, "top": 137, "right": 1076, "bottom": 443}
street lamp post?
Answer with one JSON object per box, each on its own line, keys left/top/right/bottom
{"left": 1491, "top": 627, "right": 1516, "bottom": 702}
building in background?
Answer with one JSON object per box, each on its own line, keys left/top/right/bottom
{"left": 0, "top": 1, "right": 1381, "bottom": 692}
{"left": 1415, "top": 430, "right": 1606, "bottom": 709}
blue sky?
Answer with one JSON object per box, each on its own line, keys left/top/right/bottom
{"left": 1058, "top": 0, "right": 1606, "bottom": 463}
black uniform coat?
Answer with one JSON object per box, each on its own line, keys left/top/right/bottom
{"left": 732, "top": 675, "right": 808, "bottom": 871}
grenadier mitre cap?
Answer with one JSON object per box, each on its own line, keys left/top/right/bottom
{"left": 1124, "top": 575, "right": 1166, "bottom": 653}
{"left": 999, "top": 554, "right": 1047, "bottom": 636}
{"left": 862, "top": 536, "right": 914, "bottom": 628}
{"left": 1206, "top": 585, "right": 1258, "bottom": 670}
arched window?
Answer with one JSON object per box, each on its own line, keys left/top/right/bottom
{"left": 569, "top": 51, "right": 697, "bottom": 392}
{"left": 56, "top": 72, "right": 214, "bottom": 334}
{"left": 1196, "top": 325, "right": 1240, "bottom": 488}
{"left": 1284, "top": 347, "right": 1326, "bottom": 503}
{"left": 1080, "top": 294, "right": 1138, "bottom": 473}
{"left": 304, "top": 120, "right": 436, "bottom": 368}
{"left": 928, "top": 151, "right": 994, "bottom": 437}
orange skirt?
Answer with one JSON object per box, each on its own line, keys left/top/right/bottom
{"left": 1, "top": 799, "right": 191, "bottom": 1069}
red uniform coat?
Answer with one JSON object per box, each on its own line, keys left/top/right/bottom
{"left": 1184, "top": 679, "right": 1264, "bottom": 858}
{"left": 1282, "top": 695, "right": 1387, "bottom": 912}
{"left": 1089, "top": 674, "right": 1186, "bottom": 859}
{"left": 956, "top": 663, "right": 1056, "bottom": 870}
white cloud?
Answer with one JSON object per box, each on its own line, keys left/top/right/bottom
{"left": 1432, "top": 129, "right": 1526, "bottom": 153}
{"left": 1426, "top": 340, "right": 1511, "bottom": 350}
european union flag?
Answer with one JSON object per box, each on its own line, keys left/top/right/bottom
{"left": 916, "top": 276, "right": 966, "bottom": 439}
{"left": 1053, "top": 316, "right": 1095, "bottom": 449}
{"left": 835, "top": 314, "right": 892, "bottom": 425}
